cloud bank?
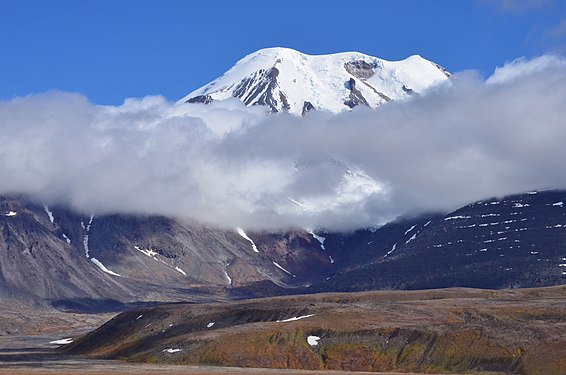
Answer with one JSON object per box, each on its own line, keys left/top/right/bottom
{"left": 1, "top": 55, "right": 566, "bottom": 230}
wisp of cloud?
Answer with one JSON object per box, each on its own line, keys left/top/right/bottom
{"left": 1, "top": 55, "right": 565, "bottom": 230}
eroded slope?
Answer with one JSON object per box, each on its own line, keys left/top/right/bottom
{"left": 65, "top": 287, "right": 566, "bottom": 374}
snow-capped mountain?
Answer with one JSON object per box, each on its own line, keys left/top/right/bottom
{"left": 180, "top": 47, "right": 450, "bottom": 115}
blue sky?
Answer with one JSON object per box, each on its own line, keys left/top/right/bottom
{"left": 1, "top": 0, "right": 565, "bottom": 104}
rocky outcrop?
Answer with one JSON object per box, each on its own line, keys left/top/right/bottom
{"left": 434, "top": 62, "right": 451, "bottom": 77}
{"left": 301, "top": 101, "right": 315, "bottom": 116}
{"left": 232, "top": 67, "right": 290, "bottom": 112}
{"left": 344, "top": 60, "right": 377, "bottom": 79}
{"left": 344, "top": 78, "right": 369, "bottom": 108}
{"left": 185, "top": 94, "right": 213, "bottom": 104}
{"left": 402, "top": 84, "right": 417, "bottom": 96}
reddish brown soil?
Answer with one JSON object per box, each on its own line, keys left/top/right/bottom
{"left": 63, "top": 287, "right": 566, "bottom": 374}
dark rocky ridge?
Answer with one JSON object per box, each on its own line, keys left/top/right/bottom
{"left": 301, "top": 101, "right": 315, "bottom": 116}
{"left": 1, "top": 190, "right": 565, "bottom": 311}
{"left": 344, "top": 78, "right": 370, "bottom": 108}
{"left": 315, "top": 190, "right": 566, "bottom": 292}
{"left": 402, "top": 84, "right": 417, "bottom": 95}
{"left": 186, "top": 94, "right": 213, "bottom": 104}
{"left": 344, "top": 60, "right": 377, "bottom": 79}
{"left": 343, "top": 60, "right": 392, "bottom": 106}
{"left": 231, "top": 66, "right": 290, "bottom": 113}
{"left": 434, "top": 62, "right": 451, "bottom": 77}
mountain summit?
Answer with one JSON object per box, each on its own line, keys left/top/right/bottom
{"left": 180, "top": 47, "right": 450, "bottom": 115}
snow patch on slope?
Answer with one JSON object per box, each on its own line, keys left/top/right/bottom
{"left": 135, "top": 246, "right": 159, "bottom": 259}
{"left": 307, "top": 335, "right": 321, "bottom": 346}
{"left": 224, "top": 268, "right": 232, "bottom": 285}
{"left": 404, "top": 225, "right": 417, "bottom": 235}
{"left": 82, "top": 215, "right": 93, "bottom": 258}
{"left": 49, "top": 338, "right": 73, "bottom": 345}
{"left": 385, "top": 243, "right": 397, "bottom": 258}
{"left": 44, "top": 205, "right": 54, "bottom": 223}
{"left": 91, "top": 257, "right": 122, "bottom": 277}
{"left": 308, "top": 230, "right": 326, "bottom": 250}
{"left": 406, "top": 232, "right": 418, "bottom": 244}
{"left": 273, "top": 261, "right": 296, "bottom": 277}
{"left": 277, "top": 314, "right": 314, "bottom": 322}
{"left": 163, "top": 348, "right": 182, "bottom": 354}
{"left": 237, "top": 228, "right": 259, "bottom": 253}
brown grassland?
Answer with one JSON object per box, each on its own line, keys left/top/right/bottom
{"left": 54, "top": 286, "right": 566, "bottom": 374}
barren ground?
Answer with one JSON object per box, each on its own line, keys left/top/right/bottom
{"left": 0, "top": 348, "right": 462, "bottom": 375}
{"left": 2, "top": 287, "right": 565, "bottom": 374}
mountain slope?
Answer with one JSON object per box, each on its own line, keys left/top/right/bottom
{"left": 0, "top": 195, "right": 332, "bottom": 308}
{"left": 2, "top": 190, "right": 566, "bottom": 311}
{"left": 64, "top": 287, "right": 566, "bottom": 374}
{"left": 180, "top": 47, "right": 450, "bottom": 114}
{"left": 317, "top": 190, "right": 566, "bottom": 291}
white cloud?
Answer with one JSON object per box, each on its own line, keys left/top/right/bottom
{"left": 487, "top": 55, "right": 565, "bottom": 84}
{"left": 1, "top": 55, "right": 566, "bottom": 230}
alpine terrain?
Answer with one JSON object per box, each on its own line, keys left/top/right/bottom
{"left": 180, "top": 47, "right": 450, "bottom": 114}
{"left": 1, "top": 190, "right": 565, "bottom": 315}
{"left": 1, "top": 47, "right": 565, "bottom": 375}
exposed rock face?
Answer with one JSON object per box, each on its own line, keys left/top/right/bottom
{"left": 0, "top": 197, "right": 135, "bottom": 304}
{"left": 0, "top": 196, "right": 331, "bottom": 308}
{"left": 301, "top": 101, "right": 315, "bottom": 116}
{"left": 343, "top": 60, "right": 392, "bottom": 105}
{"left": 344, "top": 78, "right": 369, "bottom": 108}
{"left": 434, "top": 62, "right": 451, "bottom": 77}
{"left": 232, "top": 67, "right": 290, "bottom": 112}
{"left": 185, "top": 94, "right": 213, "bottom": 104}
{"left": 250, "top": 230, "right": 332, "bottom": 283}
{"left": 402, "top": 84, "right": 417, "bottom": 95}
{"left": 344, "top": 60, "right": 377, "bottom": 79}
